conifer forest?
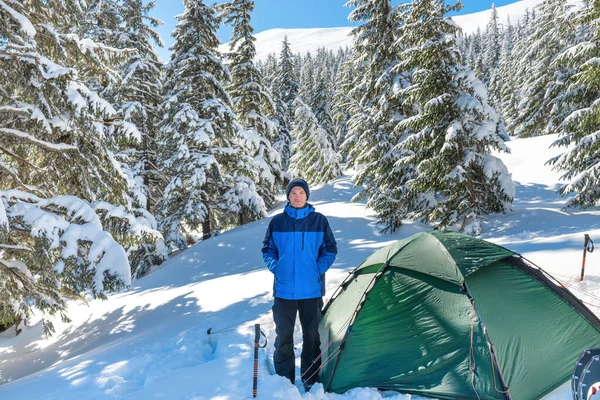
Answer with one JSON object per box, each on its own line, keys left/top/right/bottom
{"left": 1, "top": 0, "right": 599, "bottom": 333}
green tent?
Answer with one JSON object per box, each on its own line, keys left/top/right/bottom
{"left": 318, "top": 231, "right": 600, "bottom": 400}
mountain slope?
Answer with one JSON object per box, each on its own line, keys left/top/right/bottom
{"left": 220, "top": 0, "right": 587, "bottom": 60}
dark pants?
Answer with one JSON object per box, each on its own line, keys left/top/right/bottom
{"left": 273, "top": 297, "right": 322, "bottom": 385}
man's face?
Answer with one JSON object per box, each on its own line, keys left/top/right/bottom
{"left": 289, "top": 186, "right": 307, "bottom": 209}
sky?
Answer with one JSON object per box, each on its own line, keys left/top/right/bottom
{"left": 150, "top": 0, "right": 524, "bottom": 62}
{"left": 1, "top": 133, "right": 600, "bottom": 399}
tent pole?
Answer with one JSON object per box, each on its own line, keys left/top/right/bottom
{"left": 463, "top": 283, "right": 512, "bottom": 400}
{"left": 325, "top": 266, "right": 389, "bottom": 391}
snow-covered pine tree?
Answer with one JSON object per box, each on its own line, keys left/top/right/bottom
{"left": 272, "top": 36, "right": 298, "bottom": 171}
{"left": 394, "top": 0, "right": 514, "bottom": 235}
{"left": 498, "top": 17, "right": 520, "bottom": 129}
{"left": 67, "top": 0, "right": 167, "bottom": 280}
{"left": 105, "top": 0, "right": 168, "bottom": 278}
{"left": 259, "top": 53, "right": 278, "bottom": 92}
{"left": 0, "top": 0, "right": 161, "bottom": 334}
{"left": 482, "top": 3, "right": 501, "bottom": 85}
{"left": 113, "top": 0, "right": 165, "bottom": 214}
{"left": 343, "top": 0, "right": 414, "bottom": 232}
{"left": 84, "top": 0, "right": 122, "bottom": 46}
{"left": 331, "top": 47, "right": 355, "bottom": 154}
{"left": 293, "top": 53, "right": 303, "bottom": 88}
{"left": 0, "top": 1, "right": 126, "bottom": 203}
{"left": 548, "top": 0, "right": 600, "bottom": 208}
{"left": 299, "top": 52, "right": 315, "bottom": 104}
{"left": 472, "top": 28, "right": 486, "bottom": 79}
{"left": 509, "top": 0, "right": 575, "bottom": 138}
{"left": 503, "top": 7, "right": 536, "bottom": 122}
{"left": 158, "top": 0, "right": 258, "bottom": 249}
{"left": 483, "top": 5, "right": 503, "bottom": 112}
{"left": 466, "top": 28, "right": 482, "bottom": 69}
{"left": 0, "top": 192, "right": 139, "bottom": 335}
{"left": 311, "top": 67, "right": 337, "bottom": 150}
{"left": 218, "top": 0, "right": 284, "bottom": 211}
{"left": 289, "top": 99, "right": 341, "bottom": 185}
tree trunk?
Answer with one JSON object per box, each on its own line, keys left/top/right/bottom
{"left": 202, "top": 210, "right": 211, "bottom": 240}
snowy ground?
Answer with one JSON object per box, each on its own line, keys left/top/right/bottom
{"left": 1, "top": 134, "right": 600, "bottom": 400}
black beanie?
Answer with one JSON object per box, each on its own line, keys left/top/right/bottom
{"left": 286, "top": 178, "right": 310, "bottom": 200}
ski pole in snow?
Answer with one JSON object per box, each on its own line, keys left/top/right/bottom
{"left": 581, "top": 234, "right": 595, "bottom": 281}
{"left": 252, "top": 323, "right": 268, "bottom": 398}
{"left": 253, "top": 324, "right": 259, "bottom": 397}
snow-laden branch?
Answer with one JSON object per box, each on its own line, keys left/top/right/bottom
{"left": 0, "top": 127, "right": 78, "bottom": 151}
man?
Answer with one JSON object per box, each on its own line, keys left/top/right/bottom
{"left": 262, "top": 178, "right": 337, "bottom": 391}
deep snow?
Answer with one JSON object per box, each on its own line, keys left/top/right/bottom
{"left": 1, "top": 134, "right": 600, "bottom": 399}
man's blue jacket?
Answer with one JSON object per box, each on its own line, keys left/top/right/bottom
{"left": 262, "top": 203, "right": 337, "bottom": 300}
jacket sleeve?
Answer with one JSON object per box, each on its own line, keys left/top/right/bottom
{"left": 262, "top": 220, "right": 278, "bottom": 273}
{"left": 316, "top": 218, "right": 337, "bottom": 275}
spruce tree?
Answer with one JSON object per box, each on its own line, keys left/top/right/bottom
{"left": 505, "top": 8, "right": 536, "bottom": 124}
{"left": 483, "top": 3, "right": 501, "bottom": 84}
{"left": 272, "top": 36, "right": 298, "bottom": 171}
{"left": 510, "top": 0, "right": 575, "bottom": 138}
{"left": 108, "top": 0, "right": 168, "bottom": 277}
{"left": 158, "top": 0, "right": 254, "bottom": 249}
{"left": 548, "top": 0, "right": 600, "bottom": 208}
{"left": 299, "top": 52, "right": 315, "bottom": 104}
{"left": 311, "top": 67, "right": 336, "bottom": 149}
{"left": 218, "top": 0, "right": 284, "bottom": 210}
{"left": 73, "top": 0, "right": 167, "bottom": 279}
{"left": 114, "top": 0, "right": 165, "bottom": 213}
{"left": 394, "top": 0, "right": 514, "bottom": 235}
{"left": 343, "top": 0, "right": 414, "bottom": 232}
{"left": 331, "top": 48, "right": 355, "bottom": 156}
{"left": 261, "top": 53, "right": 278, "bottom": 91}
{"left": 0, "top": 0, "right": 160, "bottom": 334}
{"left": 289, "top": 99, "right": 341, "bottom": 185}
{"left": 498, "top": 17, "right": 519, "bottom": 129}
{"left": 467, "top": 28, "right": 483, "bottom": 69}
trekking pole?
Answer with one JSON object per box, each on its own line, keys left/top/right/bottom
{"left": 580, "top": 234, "right": 595, "bottom": 281}
{"left": 252, "top": 324, "right": 267, "bottom": 397}
{"left": 253, "top": 323, "right": 260, "bottom": 398}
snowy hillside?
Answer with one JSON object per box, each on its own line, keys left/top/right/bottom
{"left": 225, "top": 27, "right": 354, "bottom": 61}
{"left": 1, "top": 134, "right": 600, "bottom": 399}
{"left": 225, "top": 0, "right": 584, "bottom": 60}
{"left": 454, "top": 0, "right": 583, "bottom": 35}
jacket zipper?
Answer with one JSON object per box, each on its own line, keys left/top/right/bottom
{"left": 302, "top": 232, "right": 305, "bottom": 250}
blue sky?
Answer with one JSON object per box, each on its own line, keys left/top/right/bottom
{"left": 150, "top": 0, "right": 521, "bottom": 62}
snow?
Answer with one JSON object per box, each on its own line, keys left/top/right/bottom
{"left": 0, "top": 128, "right": 77, "bottom": 151}
{"left": 453, "top": 0, "right": 583, "bottom": 36}
{"left": 0, "top": 0, "right": 36, "bottom": 38}
{"left": 220, "top": 27, "right": 354, "bottom": 61}
{"left": 0, "top": 199, "right": 7, "bottom": 231}
{"left": 0, "top": 260, "right": 30, "bottom": 277}
{"left": 1, "top": 134, "right": 599, "bottom": 399}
